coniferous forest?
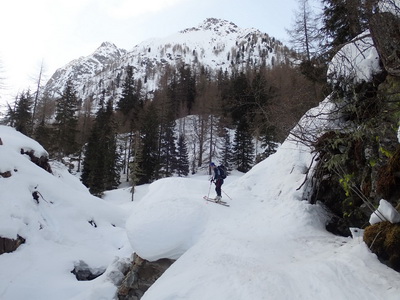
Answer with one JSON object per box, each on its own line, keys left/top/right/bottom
{"left": 2, "top": 58, "right": 324, "bottom": 197}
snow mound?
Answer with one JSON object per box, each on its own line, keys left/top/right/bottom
{"left": 126, "top": 177, "right": 207, "bottom": 261}
{"left": 328, "top": 31, "right": 381, "bottom": 84}
{"left": 0, "top": 125, "right": 131, "bottom": 300}
{"left": 0, "top": 125, "right": 48, "bottom": 157}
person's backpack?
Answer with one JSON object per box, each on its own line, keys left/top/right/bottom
{"left": 218, "top": 165, "right": 227, "bottom": 179}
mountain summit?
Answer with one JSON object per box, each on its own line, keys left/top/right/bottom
{"left": 181, "top": 18, "right": 239, "bottom": 35}
{"left": 43, "top": 18, "right": 290, "bottom": 106}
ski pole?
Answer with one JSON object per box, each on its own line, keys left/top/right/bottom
{"left": 207, "top": 180, "right": 213, "bottom": 199}
{"left": 221, "top": 188, "right": 232, "bottom": 200}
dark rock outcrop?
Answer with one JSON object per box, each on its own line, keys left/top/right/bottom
{"left": 20, "top": 149, "right": 52, "bottom": 173}
{"left": 0, "top": 235, "right": 25, "bottom": 254}
{"left": 0, "top": 171, "right": 12, "bottom": 178}
{"left": 117, "top": 254, "right": 174, "bottom": 300}
{"left": 71, "top": 260, "right": 106, "bottom": 281}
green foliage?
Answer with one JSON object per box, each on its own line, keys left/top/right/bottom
{"left": 339, "top": 173, "right": 354, "bottom": 197}
{"left": 379, "top": 146, "right": 393, "bottom": 159}
{"left": 369, "top": 159, "right": 377, "bottom": 167}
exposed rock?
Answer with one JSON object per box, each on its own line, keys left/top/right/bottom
{"left": 20, "top": 149, "right": 52, "bottom": 173}
{"left": 0, "top": 171, "right": 12, "bottom": 178}
{"left": 71, "top": 260, "right": 106, "bottom": 281}
{"left": 117, "top": 254, "right": 174, "bottom": 300}
{"left": 0, "top": 235, "right": 25, "bottom": 254}
{"left": 364, "top": 221, "right": 400, "bottom": 271}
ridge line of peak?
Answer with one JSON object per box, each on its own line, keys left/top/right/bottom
{"left": 180, "top": 17, "right": 239, "bottom": 34}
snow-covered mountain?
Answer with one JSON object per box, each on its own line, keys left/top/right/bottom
{"left": 43, "top": 18, "right": 291, "bottom": 104}
{"left": 44, "top": 42, "right": 127, "bottom": 98}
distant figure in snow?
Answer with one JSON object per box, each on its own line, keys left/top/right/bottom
{"left": 32, "top": 191, "right": 39, "bottom": 204}
{"left": 210, "top": 162, "right": 224, "bottom": 201}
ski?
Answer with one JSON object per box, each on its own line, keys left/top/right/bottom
{"left": 203, "top": 196, "right": 230, "bottom": 207}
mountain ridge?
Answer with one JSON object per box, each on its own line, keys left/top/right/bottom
{"left": 43, "top": 18, "right": 291, "bottom": 108}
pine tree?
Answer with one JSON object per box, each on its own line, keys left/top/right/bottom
{"left": 117, "top": 65, "right": 143, "bottom": 123}
{"left": 156, "top": 78, "right": 180, "bottom": 178}
{"left": 102, "top": 104, "right": 121, "bottom": 192}
{"left": 138, "top": 102, "right": 160, "bottom": 184}
{"left": 321, "top": 0, "right": 368, "bottom": 50}
{"left": 185, "top": 66, "right": 197, "bottom": 115}
{"left": 230, "top": 72, "right": 251, "bottom": 123}
{"left": 81, "top": 97, "right": 120, "bottom": 196}
{"left": 220, "top": 128, "right": 233, "bottom": 171}
{"left": 34, "top": 120, "right": 54, "bottom": 152}
{"left": 176, "top": 134, "right": 189, "bottom": 176}
{"left": 54, "top": 80, "right": 80, "bottom": 158}
{"left": 81, "top": 128, "right": 101, "bottom": 195}
{"left": 260, "top": 126, "right": 278, "bottom": 159}
{"left": 158, "top": 93, "right": 178, "bottom": 177}
{"left": 166, "top": 71, "right": 180, "bottom": 117}
{"left": 233, "top": 118, "right": 254, "bottom": 173}
{"left": 159, "top": 118, "right": 178, "bottom": 177}
{"left": 117, "top": 65, "right": 135, "bottom": 115}
{"left": 13, "top": 90, "right": 33, "bottom": 136}
{"left": 2, "top": 101, "right": 16, "bottom": 127}
{"left": 129, "top": 131, "right": 143, "bottom": 200}
{"left": 176, "top": 65, "right": 196, "bottom": 116}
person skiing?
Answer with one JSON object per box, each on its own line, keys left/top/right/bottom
{"left": 210, "top": 162, "right": 224, "bottom": 201}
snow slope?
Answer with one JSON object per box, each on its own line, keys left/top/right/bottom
{"left": 123, "top": 133, "right": 400, "bottom": 300}
{"left": 0, "top": 125, "right": 132, "bottom": 300}
{"left": 2, "top": 119, "right": 400, "bottom": 300}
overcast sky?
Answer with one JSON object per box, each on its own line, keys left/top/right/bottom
{"left": 0, "top": 0, "right": 303, "bottom": 105}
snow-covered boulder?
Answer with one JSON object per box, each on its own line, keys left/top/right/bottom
{"left": 126, "top": 177, "right": 207, "bottom": 261}
{"left": 327, "top": 31, "right": 381, "bottom": 84}
{"left": 369, "top": 199, "right": 400, "bottom": 225}
{"left": 0, "top": 125, "right": 131, "bottom": 300}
